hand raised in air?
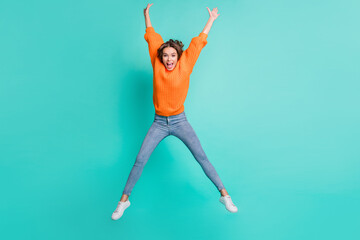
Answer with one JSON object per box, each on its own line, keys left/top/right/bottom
{"left": 144, "top": 3, "right": 153, "bottom": 17}
{"left": 206, "top": 7, "right": 220, "bottom": 20}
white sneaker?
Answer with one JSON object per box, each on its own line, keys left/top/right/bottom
{"left": 219, "top": 195, "right": 238, "bottom": 213}
{"left": 111, "top": 200, "right": 130, "bottom": 220}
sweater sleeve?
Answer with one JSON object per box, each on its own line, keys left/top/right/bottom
{"left": 144, "top": 27, "right": 164, "bottom": 68}
{"left": 182, "top": 32, "right": 208, "bottom": 73}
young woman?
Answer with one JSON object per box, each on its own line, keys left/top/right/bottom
{"left": 112, "top": 4, "right": 238, "bottom": 220}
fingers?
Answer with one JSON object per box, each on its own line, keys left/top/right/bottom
{"left": 213, "top": 7, "right": 219, "bottom": 17}
{"left": 144, "top": 3, "right": 153, "bottom": 15}
{"left": 145, "top": 3, "right": 153, "bottom": 11}
{"left": 207, "top": 7, "right": 219, "bottom": 13}
{"left": 207, "top": 7, "right": 219, "bottom": 18}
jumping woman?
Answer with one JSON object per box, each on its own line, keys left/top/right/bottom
{"left": 112, "top": 4, "right": 238, "bottom": 220}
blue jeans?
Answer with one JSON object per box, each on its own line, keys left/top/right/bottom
{"left": 122, "top": 111, "right": 225, "bottom": 196}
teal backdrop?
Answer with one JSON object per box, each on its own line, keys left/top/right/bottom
{"left": 1, "top": 0, "right": 359, "bottom": 239}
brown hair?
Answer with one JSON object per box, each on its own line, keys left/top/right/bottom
{"left": 157, "top": 39, "right": 184, "bottom": 62}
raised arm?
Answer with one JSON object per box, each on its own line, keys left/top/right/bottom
{"left": 143, "top": 3, "right": 153, "bottom": 28}
{"left": 182, "top": 7, "right": 220, "bottom": 72}
{"left": 202, "top": 7, "right": 220, "bottom": 35}
{"left": 143, "top": 3, "right": 164, "bottom": 67}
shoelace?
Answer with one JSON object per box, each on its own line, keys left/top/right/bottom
{"left": 114, "top": 202, "right": 125, "bottom": 212}
{"left": 224, "top": 197, "right": 236, "bottom": 206}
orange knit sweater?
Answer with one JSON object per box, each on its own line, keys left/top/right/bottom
{"left": 144, "top": 27, "right": 208, "bottom": 116}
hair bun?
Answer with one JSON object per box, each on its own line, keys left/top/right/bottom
{"left": 169, "top": 39, "right": 184, "bottom": 50}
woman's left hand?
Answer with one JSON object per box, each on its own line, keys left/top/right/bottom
{"left": 207, "top": 7, "right": 220, "bottom": 20}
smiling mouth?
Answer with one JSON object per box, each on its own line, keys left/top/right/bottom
{"left": 166, "top": 62, "right": 174, "bottom": 68}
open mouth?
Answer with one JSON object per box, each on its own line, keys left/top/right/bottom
{"left": 166, "top": 62, "right": 174, "bottom": 68}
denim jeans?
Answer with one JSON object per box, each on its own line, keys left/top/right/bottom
{"left": 122, "top": 111, "right": 225, "bottom": 196}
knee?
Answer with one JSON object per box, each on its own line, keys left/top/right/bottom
{"left": 196, "top": 150, "right": 208, "bottom": 162}
{"left": 134, "top": 155, "right": 147, "bottom": 167}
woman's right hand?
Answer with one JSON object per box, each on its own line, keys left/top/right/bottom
{"left": 144, "top": 3, "right": 153, "bottom": 17}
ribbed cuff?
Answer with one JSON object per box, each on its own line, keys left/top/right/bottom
{"left": 146, "top": 27, "right": 155, "bottom": 33}
{"left": 199, "top": 32, "right": 208, "bottom": 39}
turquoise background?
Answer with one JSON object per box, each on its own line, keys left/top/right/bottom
{"left": 1, "top": 0, "right": 359, "bottom": 239}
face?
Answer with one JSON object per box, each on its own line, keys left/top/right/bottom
{"left": 162, "top": 47, "right": 178, "bottom": 71}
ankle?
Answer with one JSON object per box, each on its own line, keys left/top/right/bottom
{"left": 220, "top": 189, "right": 229, "bottom": 197}
{"left": 120, "top": 194, "right": 129, "bottom": 202}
